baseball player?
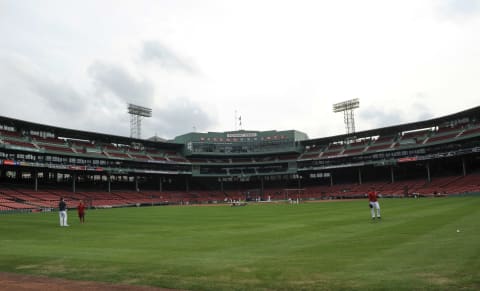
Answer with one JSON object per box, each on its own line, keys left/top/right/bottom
{"left": 368, "top": 188, "right": 381, "bottom": 220}
{"left": 59, "top": 197, "right": 69, "bottom": 227}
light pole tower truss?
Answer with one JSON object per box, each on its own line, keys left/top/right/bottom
{"left": 333, "top": 98, "right": 360, "bottom": 135}
{"left": 128, "top": 104, "right": 152, "bottom": 139}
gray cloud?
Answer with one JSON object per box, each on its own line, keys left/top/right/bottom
{"left": 359, "top": 101, "right": 434, "bottom": 130}
{"left": 0, "top": 54, "right": 87, "bottom": 116}
{"left": 0, "top": 54, "right": 211, "bottom": 139}
{"left": 88, "top": 62, "right": 154, "bottom": 106}
{"left": 413, "top": 102, "right": 434, "bottom": 121}
{"left": 0, "top": 55, "right": 135, "bottom": 137}
{"left": 141, "top": 41, "right": 197, "bottom": 74}
{"left": 145, "top": 97, "right": 217, "bottom": 139}
{"left": 28, "top": 77, "right": 86, "bottom": 114}
{"left": 359, "top": 108, "right": 404, "bottom": 128}
{"left": 437, "top": 0, "right": 480, "bottom": 20}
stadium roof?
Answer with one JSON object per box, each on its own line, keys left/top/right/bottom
{"left": 0, "top": 115, "right": 181, "bottom": 149}
{"left": 2, "top": 105, "right": 479, "bottom": 149}
{"left": 302, "top": 105, "right": 480, "bottom": 146}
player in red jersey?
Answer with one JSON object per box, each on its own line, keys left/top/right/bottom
{"left": 368, "top": 188, "right": 381, "bottom": 220}
{"left": 77, "top": 200, "right": 86, "bottom": 223}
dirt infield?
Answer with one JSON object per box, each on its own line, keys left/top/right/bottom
{"left": 0, "top": 272, "right": 185, "bottom": 291}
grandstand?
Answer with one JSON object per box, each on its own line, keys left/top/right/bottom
{"left": 1, "top": 106, "right": 480, "bottom": 211}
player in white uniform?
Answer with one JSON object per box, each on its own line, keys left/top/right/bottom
{"left": 59, "top": 197, "right": 69, "bottom": 226}
{"left": 368, "top": 189, "right": 381, "bottom": 220}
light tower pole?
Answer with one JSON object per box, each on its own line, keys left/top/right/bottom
{"left": 333, "top": 98, "right": 360, "bottom": 135}
{"left": 128, "top": 104, "right": 152, "bottom": 139}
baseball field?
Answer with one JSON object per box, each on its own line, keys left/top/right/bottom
{"left": 0, "top": 197, "right": 479, "bottom": 290}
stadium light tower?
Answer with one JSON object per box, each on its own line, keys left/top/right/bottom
{"left": 128, "top": 104, "right": 152, "bottom": 139}
{"left": 333, "top": 98, "right": 360, "bottom": 135}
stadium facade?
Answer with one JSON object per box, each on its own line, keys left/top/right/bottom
{"left": 1, "top": 106, "right": 480, "bottom": 208}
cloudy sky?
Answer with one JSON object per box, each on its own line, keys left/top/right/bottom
{"left": 1, "top": 0, "right": 479, "bottom": 140}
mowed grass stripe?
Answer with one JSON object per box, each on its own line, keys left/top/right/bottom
{"left": 333, "top": 198, "right": 480, "bottom": 290}
{"left": 0, "top": 198, "right": 478, "bottom": 290}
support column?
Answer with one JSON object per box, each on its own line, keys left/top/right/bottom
{"left": 358, "top": 168, "right": 362, "bottom": 185}
{"left": 135, "top": 176, "right": 139, "bottom": 192}
{"left": 260, "top": 177, "right": 264, "bottom": 196}
{"left": 330, "top": 173, "right": 334, "bottom": 187}
{"left": 107, "top": 174, "right": 111, "bottom": 193}
{"left": 426, "top": 162, "right": 431, "bottom": 183}
{"left": 34, "top": 171, "right": 38, "bottom": 192}
{"left": 390, "top": 166, "right": 395, "bottom": 183}
{"left": 159, "top": 176, "right": 163, "bottom": 192}
{"left": 462, "top": 157, "right": 467, "bottom": 177}
{"left": 72, "top": 173, "right": 76, "bottom": 193}
{"left": 220, "top": 179, "right": 224, "bottom": 192}
{"left": 185, "top": 176, "right": 189, "bottom": 192}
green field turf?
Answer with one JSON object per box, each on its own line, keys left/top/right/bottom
{"left": 0, "top": 197, "right": 479, "bottom": 290}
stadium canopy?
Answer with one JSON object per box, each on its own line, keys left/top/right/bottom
{"left": 0, "top": 115, "right": 181, "bottom": 149}
{"left": 302, "top": 105, "right": 480, "bottom": 146}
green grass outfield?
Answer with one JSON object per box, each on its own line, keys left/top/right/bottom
{"left": 0, "top": 197, "right": 479, "bottom": 290}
